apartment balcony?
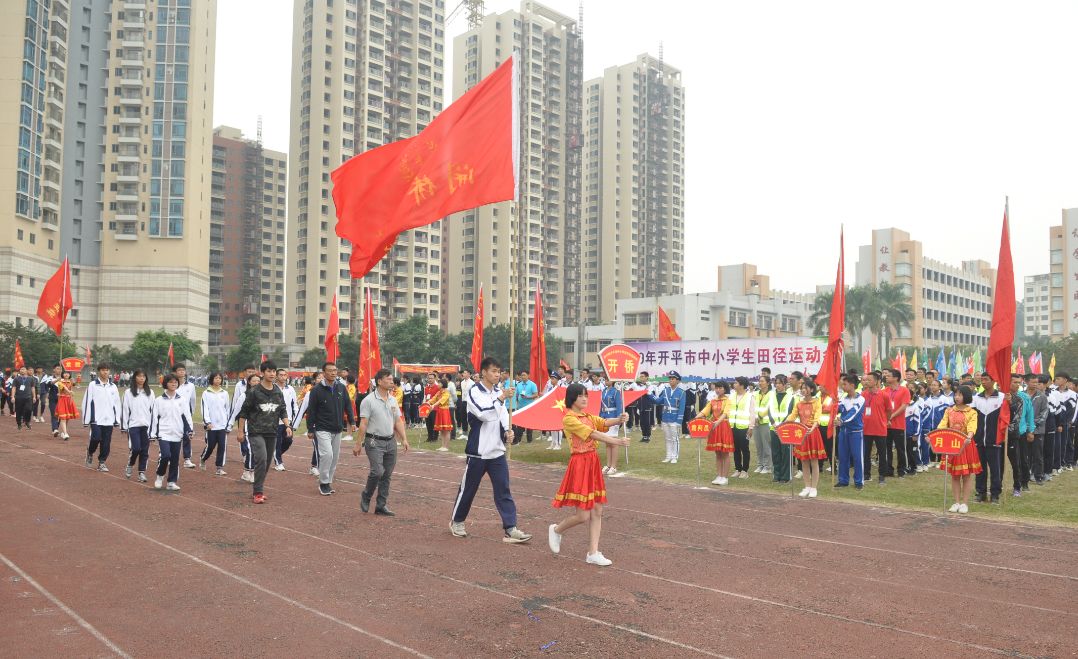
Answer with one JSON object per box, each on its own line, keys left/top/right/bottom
{"left": 120, "top": 72, "right": 143, "bottom": 86}
{"left": 114, "top": 221, "right": 139, "bottom": 240}
{"left": 116, "top": 189, "right": 139, "bottom": 202}
{"left": 118, "top": 115, "right": 141, "bottom": 125}
{"left": 118, "top": 132, "right": 141, "bottom": 144}
{"left": 119, "top": 94, "right": 142, "bottom": 106}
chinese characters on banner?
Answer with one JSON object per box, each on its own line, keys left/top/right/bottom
{"left": 597, "top": 343, "right": 642, "bottom": 382}
{"left": 926, "top": 429, "right": 965, "bottom": 456}
{"left": 626, "top": 338, "right": 827, "bottom": 381}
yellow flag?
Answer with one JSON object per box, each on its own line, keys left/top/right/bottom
{"left": 1049, "top": 353, "right": 1056, "bottom": 380}
{"left": 910, "top": 350, "right": 919, "bottom": 370}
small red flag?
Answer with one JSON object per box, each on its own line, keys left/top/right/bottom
{"left": 470, "top": 284, "right": 484, "bottom": 372}
{"left": 529, "top": 285, "right": 549, "bottom": 386}
{"left": 86, "top": 345, "right": 92, "bottom": 365}
{"left": 657, "top": 306, "right": 681, "bottom": 341}
{"left": 986, "top": 202, "right": 1015, "bottom": 445}
{"left": 815, "top": 229, "right": 845, "bottom": 399}
{"left": 357, "top": 288, "right": 382, "bottom": 394}
{"left": 13, "top": 340, "right": 25, "bottom": 370}
{"left": 559, "top": 359, "right": 571, "bottom": 372}
{"left": 333, "top": 56, "right": 517, "bottom": 279}
{"left": 36, "top": 257, "right": 73, "bottom": 336}
{"left": 325, "top": 293, "right": 340, "bottom": 364}
{"left": 168, "top": 342, "right": 175, "bottom": 367}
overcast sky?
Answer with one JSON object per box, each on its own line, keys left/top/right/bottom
{"left": 214, "top": 0, "right": 1078, "bottom": 298}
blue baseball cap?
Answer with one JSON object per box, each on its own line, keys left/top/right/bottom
{"left": 668, "top": 371, "right": 682, "bottom": 380}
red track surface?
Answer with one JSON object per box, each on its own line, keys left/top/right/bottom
{"left": 1, "top": 420, "right": 1076, "bottom": 658}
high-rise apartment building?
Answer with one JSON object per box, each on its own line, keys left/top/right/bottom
{"left": 286, "top": 0, "right": 447, "bottom": 349}
{"left": 210, "top": 126, "right": 287, "bottom": 348}
{"left": 445, "top": 1, "right": 583, "bottom": 332}
{"left": 1046, "top": 210, "right": 1078, "bottom": 339}
{"left": 1023, "top": 274, "right": 1051, "bottom": 339}
{"left": 0, "top": 0, "right": 69, "bottom": 327}
{"left": 855, "top": 228, "right": 996, "bottom": 349}
{"left": 58, "top": 0, "right": 216, "bottom": 349}
{"left": 581, "top": 53, "right": 685, "bottom": 324}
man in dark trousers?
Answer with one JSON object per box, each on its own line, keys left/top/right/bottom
{"left": 11, "top": 366, "right": 37, "bottom": 430}
{"left": 972, "top": 372, "right": 1006, "bottom": 504}
{"left": 236, "top": 361, "right": 291, "bottom": 504}
{"left": 355, "top": 368, "right": 408, "bottom": 514}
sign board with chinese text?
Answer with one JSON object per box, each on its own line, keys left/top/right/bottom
{"left": 774, "top": 422, "right": 809, "bottom": 445}
{"left": 61, "top": 357, "right": 85, "bottom": 372}
{"left": 597, "top": 343, "right": 642, "bottom": 382}
{"left": 926, "top": 429, "right": 966, "bottom": 456}
{"left": 419, "top": 403, "right": 432, "bottom": 418}
{"left": 626, "top": 338, "right": 828, "bottom": 382}
{"left": 687, "top": 418, "right": 713, "bottom": 438}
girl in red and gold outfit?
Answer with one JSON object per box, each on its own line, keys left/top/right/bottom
{"left": 937, "top": 385, "right": 979, "bottom": 514}
{"left": 695, "top": 381, "right": 734, "bottom": 485}
{"left": 549, "top": 383, "right": 629, "bottom": 566}
{"left": 430, "top": 380, "right": 453, "bottom": 452}
{"left": 54, "top": 371, "right": 79, "bottom": 440}
{"left": 788, "top": 380, "right": 827, "bottom": 498}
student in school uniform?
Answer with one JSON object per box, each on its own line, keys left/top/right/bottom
{"left": 83, "top": 363, "right": 122, "bottom": 472}
{"left": 172, "top": 363, "right": 198, "bottom": 469}
{"left": 544, "top": 372, "right": 564, "bottom": 450}
{"left": 972, "top": 374, "right": 1005, "bottom": 504}
{"left": 121, "top": 369, "right": 155, "bottom": 482}
{"left": 200, "top": 372, "right": 231, "bottom": 476}
{"left": 273, "top": 368, "right": 298, "bottom": 471}
{"left": 642, "top": 371, "right": 687, "bottom": 464}
{"left": 599, "top": 377, "right": 625, "bottom": 476}
{"left": 53, "top": 370, "right": 79, "bottom": 441}
{"left": 235, "top": 361, "right": 291, "bottom": 504}
{"left": 430, "top": 380, "right": 453, "bottom": 452}
{"left": 861, "top": 371, "right": 892, "bottom": 485}
{"left": 150, "top": 375, "right": 193, "bottom": 491}
{"left": 834, "top": 374, "right": 866, "bottom": 489}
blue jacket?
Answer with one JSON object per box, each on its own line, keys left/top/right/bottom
{"left": 600, "top": 386, "right": 623, "bottom": 419}
{"left": 1015, "top": 390, "right": 1035, "bottom": 435}
{"left": 838, "top": 394, "right": 865, "bottom": 433}
{"left": 646, "top": 384, "right": 686, "bottom": 424}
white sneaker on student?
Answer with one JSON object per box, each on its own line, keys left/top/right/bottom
{"left": 958, "top": 504, "right": 969, "bottom": 514}
{"left": 808, "top": 488, "right": 818, "bottom": 498}
{"left": 798, "top": 487, "right": 810, "bottom": 497}
{"left": 183, "top": 459, "right": 196, "bottom": 469}
{"left": 761, "top": 466, "right": 771, "bottom": 474}
{"left": 586, "top": 552, "right": 612, "bottom": 567}
{"left": 607, "top": 468, "right": 618, "bottom": 477}
{"left": 215, "top": 468, "right": 227, "bottom": 476}
{"left": 753, "top": 466, "right": 763, "bottom": 473}
{"left": 669, "top": 459, "right": 678, "bottom": 464}
{"left": 154, "top": 475, "right": 164, "bottom": 489}
{"left": 601, "top": 466, "right": 611, "bottom": 475}
{"left": 660, "top": 457, "right": 671, "bottom": 463}
{"left": 548, "top": 524, "right": 562, "bottom": 554}
{"left": 712, "top": 476, "right": 723, "bottom": 485}
{"left": 138, "top": 472, "right": 147, "bottom": 483}
{"left": 274, "top": 463, "right": 285, "bottom": 471}
{"left": 948, "top": 503, "right": 961, "bottom": 513}
{"left": 124, "top": 465, "right": 132, "bottom": 478}
{"left": 309, "top": 466, "right": 319, "bottom": 476}
{"left": 794, "top": 469, "right": 803, "bottom": 479}
{"left": 241, "top": 470, "right": 255, "bottom": 483}
{"left": 166, "top": 482, "right": 181, "bottom": 491}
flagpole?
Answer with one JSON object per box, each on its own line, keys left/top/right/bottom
{"left": 505, "top": 51, "right": 522, "bottom": 462}
{"left": 1001, "top": 196, "right": 1010, "bottom": 512}
{"left": 58, "top": 256, "right": 68, "bottom": 367}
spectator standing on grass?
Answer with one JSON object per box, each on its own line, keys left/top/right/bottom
{"left": 642, "top": 371, "right": 687, "bottom": 465}
{"left": 1029, "top": 375, "right": 1049, "bottom": 484}
{"left": 789, "top": 379, "right": 827, "bottom": 498}
{"left": 971, "top": 373, "right": 1005, "bottom": 504}
{"left": 599, "top": 375, "right": 625, "bottom": 476}
{"left": 456, "top": 370, "right": 473, "bottom": 438}
{"left": 1006, "top": 373, "right": 1035, "bottom": 496}
{"left": 695, "top": 380, "right": 733, "bottom": 485}
{"left": 753, "top": 375, "right": 773, "bottom": 474}
{"left": 150, "top": 374, "right": 192, "bottom": 491}
{"left": 83, "top": 363, "right": 121, "bottom": 472}
{"left": 862, "top": 371, "right": 891, "bottom": 485}
{"left": 885, "top": 368, "right": 912, "bottom": 478}
{"left": 767, "top": 375, "right": 795, "bottom": 483}
{"left": 544, "top": 371, "right": 564, "bottom": 450}
{"left": 355, "top": 368, "right": 409, "bottom": 514}
{"left": 304, "top": 362, "right": 356, "bottom": 496}
{"left": 834, "top": 374, "right": 865, "bottom": 490}
{"left": 512, "top": 370, "right": 539, "bottom": 446}
{"left": 236, "top": 362, "right": 291, "bottom": 504}
{"left": 121, "top": 370, "right": 154, "bottom": 482}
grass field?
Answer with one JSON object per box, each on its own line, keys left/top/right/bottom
{"left": 63, "top": 385, "right": 1078, "bottom": 526}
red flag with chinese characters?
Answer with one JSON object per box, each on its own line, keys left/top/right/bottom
{"left": 512, "top": 385, "right": 648, "bottom": 431}
{"left": 357, "top": 288, "right": 381, "bottom": 394}
{"left": 815, "top": 229, "right": 845, "bottom": 400}
{"left": 657, "top": 306, "right": 680, "bottom": 341}
{"left": 529, "top": 285, "right": 549, "bottom": 387}
{"left": 985, "top": 203, "right": 1015, "bottom": 445}
{"left": 13, "top": 340, "right": 24, "bottom": 370}
{"left": 36, "top": 257, "right": 73, "bottom": 336}
{"left": 325, "top": 293, "right": 340, "bottom": 364}
{"left": 332, "top": 56, "right": 517, "bottom": 279}
{"left": 861, "top": 349, "right": 871, "bottom": 375}
{"left": 470, "top": 285, "right": 484, "bottom": 372}
{"left": 168, "top": 342, "right": 174, "bottom": 367}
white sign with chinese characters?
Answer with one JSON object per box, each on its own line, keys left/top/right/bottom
{"left": 626, "top": 338, "right": 829, "bottom": 382}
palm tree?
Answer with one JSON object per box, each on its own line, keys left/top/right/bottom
{"left": 844, "top": 285, "right": 871, "bottom": 355}
{"left": 871, "top": 281, "right": 914, "bottom": 358}
{"left": 808, "top": 292, "right": 833, "bottom": 337}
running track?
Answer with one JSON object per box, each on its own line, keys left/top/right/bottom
{"left": 1, "top": 423, "right": 1076, "bottom": 658}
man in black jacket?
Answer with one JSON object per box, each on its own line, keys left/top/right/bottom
{"left": 237, "top": 362, "right": 292, "bottom": 503}
{"left": 305, "top": 362, "right": 356, "bottom": 495}
{"left": 12, "top": 367, "right": 37, "bottom": 430}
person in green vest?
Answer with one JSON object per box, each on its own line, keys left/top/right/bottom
{"left": 769, "top": 374, "right": 795, "bottom": 482}
{"left": 728, "top": 376, "right": 755, "bottom": 478}
{"left": 753, "top": 375, "right": 774, "bottom": 474}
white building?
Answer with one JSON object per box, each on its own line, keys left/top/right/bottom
{"left": 1023, "top": 274, "right": 1051, "bottom": 338}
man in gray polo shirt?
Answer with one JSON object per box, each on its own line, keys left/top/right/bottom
{"left": 355, "top": 368, "right": 410, "bottom": 515}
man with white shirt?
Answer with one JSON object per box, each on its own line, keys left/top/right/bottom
{"left": 82, "top": 363, "right": 122, "bottom": 472}
{"left": 172, "top": 363, "right": 197, "bottom": 468}
{"left": 457, "top": 369, "right": 473, "bottom": 438}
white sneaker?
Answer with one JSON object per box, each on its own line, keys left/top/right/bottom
{"left": 215, "top": 468, "right": 227, "bottom": 476}
{"left": 124, "top": 465, "right": 132, "bottom": 478}
{"left": 958, "top": 504, "right": 969, "bottom": 514}
{"left": 761, "top": 467, "right": 771, "bottom": 474}
{"left": 97, "top": 463, "right": 109, "bottom": 473}
{"left": 799, "top": 487, "right": 810, "bottom": 497}
{"left": 241, "top": 470, "right": 255, "bottom": 483}
{"left": 720, "top": 477, "right": 729, "bottom": 485}
{"left": 138, "top": 472, "right": 147, "bottom": 483}
{"left": 825, "top": 466, "right": 832, "bottom": 472}
{"left": 738, "top": 471, "right": 749, "bottom": 479}
{"left": 948, "top": 503, "right": 961, "bottom": 513}
{"left": 154, "top": 475, "right": 164, "bottom": 489}
{"left": 753, "top": 466, "right": 763, "bottom": 473}
{"left": 601, "top": 466, "right": 611, "bottom": 475}
{"left": 503, "top": 526, "right": 532, "bottom": 544}
{"left": 712, "top": 476, "right": 723, "bottom": 485}
{"left": 449, "top": 521, "right": 468, "bottom": 538}
{"left": 437, "top": 447, "right": 449, "bottom": 452}
{"left": 274, "top": 463, "right": 285, "bottom": 471}
{"left": 660, "top": 458, "right": 671, "bottom": 463}
{"left": 808, "top": 488, "right": 818, "bottom": 498}
{"left": 456, "top": 432, "right": 465, "bottom": 440}
{"left": 606, "top": 468, "right": 618, "bottom": 477}
{"left": 183, "top": 459, "right": 196, "bottom": 469}
{"left": 586, "top": 551, "right": 613, "bottom": 567}
{"left": 794, "top": 470, "right": 803, "bottom": 479}
{"left": 547, "top": 524, "right": 562, "bottom": 554}
{"left": 166, "top": 482, "right": 181, "bottom": 491}
{"left": 669, "top": 459, "right": 677, "bottom": 464}
{"left": 309, "top": 466, "right": 319, "bottom": 476}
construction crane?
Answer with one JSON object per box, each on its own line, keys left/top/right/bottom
{"left": 447, "top": 0, "right": 485, "bottom": 29}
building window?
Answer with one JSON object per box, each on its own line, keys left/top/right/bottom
{"left": 895, "top": 262, "right": 912, "bottom": 277}
{"left": 1051, "top": 249, "right": 1063, "bottom": 265}
{"left": 758, "top": 314, "right": 774, "bottom": 330}
{"left": 1053, "top": 320, "right": 1064, "bottom": 335}
{"left": 1052, "top": 296, "right": 1064, "bottom": 311}
{"left": 729, "top": 310, "right": 748, "bottom": 327}
{"left": 1052, "top": 273, "right": 1063, "bottom": 288}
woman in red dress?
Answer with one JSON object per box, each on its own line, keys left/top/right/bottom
{"left": 787, "top": 380, "right": 828, "bottom": 498}
{"left": 549, "top": 383, "right": 629, "bottom": 567}
{"left": 936, "top": 385, "right": 979, "bottom": 514}
{"left": 429, "top": 381, "right": 453, "bottom": 452}
{"left": 695, "top": 381, "right": 734, "bottom": 485}
{"left": 54, "top": 371, "right": 79, "bottom": 440}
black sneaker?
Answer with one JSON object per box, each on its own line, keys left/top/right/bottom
{"left": 640, "top": 438, "right": 650, "bottom": 443}
{"left": 990, "top": 495, "right": 1000, "bottom": 504}
{"left": 374, "top": 507, "right": 395, "bottom": 516}
{"left": 318, "top": 482, "right": 332, "bottom": 496}
{"left": 855, "top": 483, "right": 864, "bottom": 490}
{"left": 834, "top": 482, "right": 849, "bottom": 488}
{"left": 975, "top": 494, "right": 987, "bottom": 503}
{"left": 360, "top": 494, "right": 370, "bottom": 513}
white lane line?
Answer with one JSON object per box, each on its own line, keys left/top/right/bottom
{"left": 0, "top": 551, "right": 132, "bottom": 658}
{"left": 0, "top": 444, "right": 727, "bottom": 658}
{"left": 0, "top": 471, "right": 431, "bottom": 659}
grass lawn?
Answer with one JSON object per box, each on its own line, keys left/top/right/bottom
{"left": 68, "top": 387, "right": 1078, "bottom": 526}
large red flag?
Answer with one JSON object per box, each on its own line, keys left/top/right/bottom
{"left": 815, "top": 229, "right": 845, "bottom": 399}
{"left": 657, "top": 306, "right": 681, "bottom": 341}
{"left": 325, "top": 293, "right": 340, "bottom": 364}
{"left": 530, "top": 284, "right": 549, "bottom": 386}
{"left": 36, "top": 257, "right": 73, "bottom": 336}
{"left": 512, "top": 386, "right": 649, "bottom": 431}
{"left": 470, "top": 285, "right": 484, "bottom": 371}
{"left": 332, "top": 56, "right": 517, "bottom": 279}
{"left": 985, "top": 203, "right": 1015, "bottom": 445}
{"left": 357, "top": 288, "right": 382, "bottom": 394}
{"left": 13, "top": 340, "right": 24, "bottom": 370}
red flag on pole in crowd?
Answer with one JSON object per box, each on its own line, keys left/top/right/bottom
{"left": 260, "top": 353, "right": 267, "bottom": 365}
{"left": 1012, "top": 347, "right": 1025, "bottom": 375}
{"left": 890, "top": 353, "right": 901, "bottom": 370}
{"left": 985, "top": 201, "right": 1015, "bottom": 445}
{"left": 815, "top": 228, "right": 845, "bottom": 403}
{"left": 657, "top": 306, "right": 681, "bottom": 341}
{"left": 1030, "top": 352, "right": 1043, "bottom": 374}
{"left": 168, "top": 342, "right": 175, "bottom": 367}
{"left": 470, "top": 284, "right": 484, "bottom": 371}
{"left": 332, "top": 56, "right": 517, "bottom": 279}
{"left": 85, "top": 345, "right": 92, "bottom": 365}
{"left": 559, "top": 359, "right": 571, "bottom": 372}
{"left": 530, "top": 284, "right": 549, "bottom": 386}
{"left": 899, "top": 349, "right": 908, "bottom": 374}
{"left": 861, "top": 349, "right": 871, "bottom": 375}
{"left": 357, "top": 287, "right": 382, "bottom": 394}
{"left": 325, "top": 293, "right": 340, "bottom": 364}
{"left": 13, "top": 340, "right": 24, "bottom": 370}
{"left": 36, "top": 257, "right": 73, "bottom": 336}
{"left": 392, "top": 358, "right": 400, "bottom": 375}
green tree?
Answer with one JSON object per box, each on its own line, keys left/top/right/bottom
{"left": 300, "top": 347, "right": 326, "bottom": 368}
{"left": 125, "top": 329, "right": 202, "bottom": 373}
{"left": 0, "top": 322, "right": 78, "bottom": 369}
{"left": 808, "top": 292, "right": 833, "bottom": 338}
{"left": 380, "top": 315, "right": 444, "bottom": 364}
{"left": 870, "top": 282, "right": 914, "bottom": 358}
{"left": 89, "top": 344, "right": 123, "bottom": 370}
{"left": 200, "top": 353, "right": 222, "bottom": 373}
{"left": 225, "top": 323, "right": 261, "bottom": 373}
{"left": 338, "top": 333, "right": 360, "bottom": 369}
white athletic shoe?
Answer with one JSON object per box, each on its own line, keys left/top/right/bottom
{"left": 712, "top": 476, "right": 723, "bottom": 485}
{"left": 660, "top": 457, "right": 671, "bottom": 463}
{"left": 183, "top": 459, "right": 196, "bottom": 469}
{"left": 457, "top": 432, "right": 466, "bottom": 440}
{"left": 606, "top": 468, "right": 618, "bottom": 477}
{"left": 958, "top": 504, "right": 969, "bottom": 514}
{"left": 753, "top": 466, "right": 763, "bottom": 473}
{"left": 436, "top": 447, "right": 449, "bottom": 452}
{"left": 548, "top": 524, "right": 562, "bottom": 554}
{"left": 761, "top": 467, "right": 772, "bottom": 474}
{"left": 948, "top": 503, "right": 961, "bottom": 513}
{"left": 97, "top": 463, "right": 109, "bottom": 473}
{"left": 166, "top": 482, "right": 181, "bottom": 491}
{"left": 215, "top": 468, "right": 227, "bottom": 476}
{"left": 669, "top": 459, "right": 677, "bottom": 464}
{"left": 601, "top": 466, "right": 611, "bottom": 475}
{"left": 124, "top": 465, "right": 132, "bottom": 479}
{"left": 274, "top": 463, "right": 285, "bottom": 471}
{"left": 799, "top": 487, "right": 810, "bottom": 497}
{"left": 138, "top": 472, "right": 147, "bottom": 483}
{"left": 309, "top": 466, "right": 319, "bottom": 476}
{"left": 808, "top": 488, "right": 818, "bottom": 498}
{"left": 738, "top": 471, "right": 749, "bottom": 479}
{"left": 586, "top": 551, "right": 613, "bottom": 567}
{"left": 449, "top": 521, "right": 468, "bottom": 538}
{"left": 241, "top": 470, "right": 255, "bottom": 483}
{"left": 154, "top": 475, "right": 164, "bottom": 489}
{"left": 794, "top": 470, "right": 803, "bottom": 479}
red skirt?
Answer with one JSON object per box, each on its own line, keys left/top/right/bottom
{"left": 433, "top": 407, "right": 453, "bottom": 431}
{"left": 55, "top": 395, "right": 79, "bottom": 420}
{"left": 553, "top": 451, "right": 607, "bottom": 510}
{"left": 794, "top": 427, "right": 828, "bottom": 461}
{"left": 705, "top": 419, "right": 734, "bottom": 453}
{"left": 943, "top": 442, "right": 982, "bottom": 476}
